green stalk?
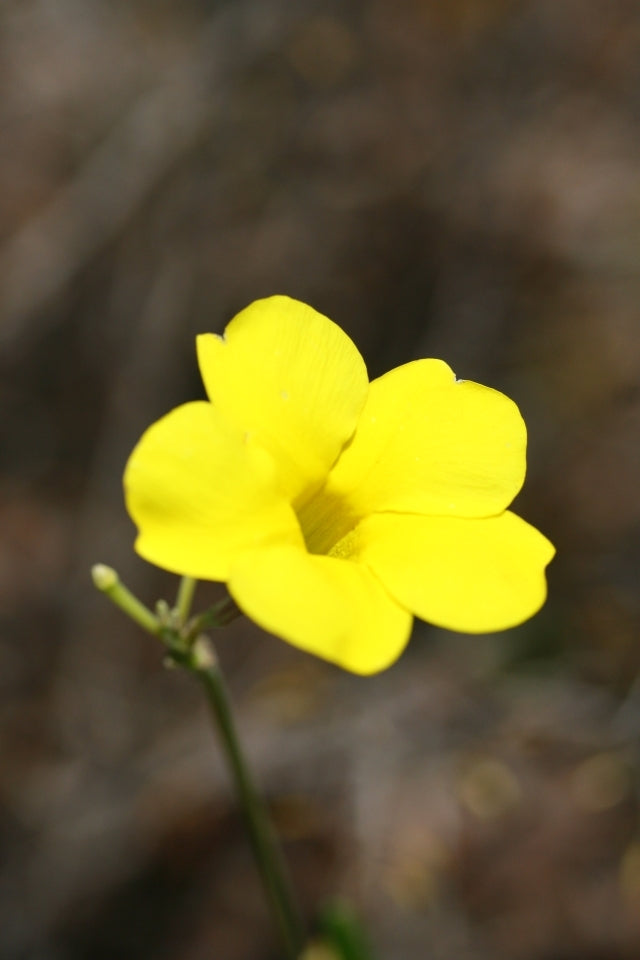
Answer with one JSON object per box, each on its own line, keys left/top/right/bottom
{"left": 187, "top": 595, "right": 241, "bottom": 634}
{"left": 187, "top": 638, "right": 305, "bottom": 959}
{"left": 93, "top": 566, "right": 305, "bottom": 958}
{"left": 92, "top": 564, "right": 160, "bottom": 636}
{"left": 175, "top": 575, "right": 197, "bottom": 625}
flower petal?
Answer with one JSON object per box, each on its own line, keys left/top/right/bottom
{"left": 228, "top": 546, "right": 413, "bottom": 674}
{"left": 124, "top": 402, "right": 303, "bottom": 580}
{"left": 354, "top": 510, "right": 554, "bottom": 633}
{"left": 322, "top": 359, "right": 527, "bottom": 519}
{"left": 197, "top": 296, "right": 369, "bottom": 503}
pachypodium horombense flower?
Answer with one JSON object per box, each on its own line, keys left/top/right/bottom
{"left": 124, "top": 296, "right": 554, "bottom": 673}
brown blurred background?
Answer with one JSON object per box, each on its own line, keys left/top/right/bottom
{"left": 2, "top": 1, "right": 640, "bottom": 957}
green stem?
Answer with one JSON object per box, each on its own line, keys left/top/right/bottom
{"left": 187, "top": 595, "right": 241, "bottom": 635}
{"left": 175, "top": 576, "right": 197, "bottom": 625}
{"left": 187, "top": 640, "right": 305, "bottom": 959}
{"left": 91, "top": 564, "right": 160, "bottom": 637}
{"left": 92, "top": 567, "right": 305, "bottom": 957}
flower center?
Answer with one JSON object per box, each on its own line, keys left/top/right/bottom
{"left": 294, "top": 484, "right": 359, "bottom": 557}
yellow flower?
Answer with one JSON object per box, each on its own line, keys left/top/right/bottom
{"left": 124, "top": 296, "right": 554, "bottom": 674}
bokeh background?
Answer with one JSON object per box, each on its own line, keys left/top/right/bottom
{"left": 2, "top": 1, "right": 640, "bottom": 957}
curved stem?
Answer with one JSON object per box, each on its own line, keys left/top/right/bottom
{"left": 93, "top": 568, "right": 305, "bottom": 957}
{"left": 175, "top": 575, "right": 197, "bottom": 625}
{"left": 188, "top": 641, "right": 305, "bottom": 959}
{"left": 92, "top": 564, "right": 160, "bottom": 636}
{"left": 187, "top": 595, "right": 241, "bottom": 635}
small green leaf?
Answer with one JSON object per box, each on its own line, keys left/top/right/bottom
{"left": 316, "top": 900, "right": 376, "bottom": 960}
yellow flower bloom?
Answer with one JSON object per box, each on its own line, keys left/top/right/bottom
{"left": 124, "top": 296, "right": 554, "bottom": 674}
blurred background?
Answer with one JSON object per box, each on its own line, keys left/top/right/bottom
{"left": 2, "top": 0, "right": 640, "bottom": 957}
